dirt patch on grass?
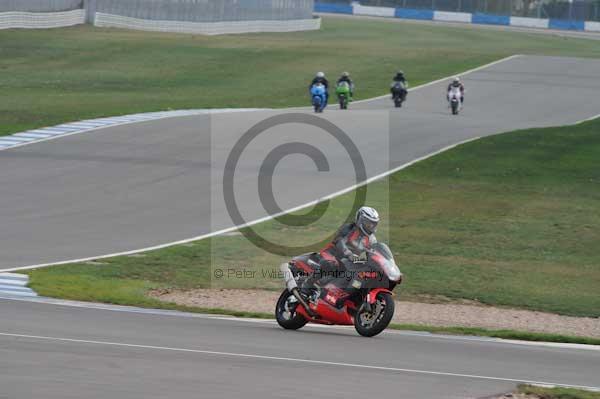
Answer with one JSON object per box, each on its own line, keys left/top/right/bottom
{"left": 149, "top": 288, "right": 600, "bottom": 338}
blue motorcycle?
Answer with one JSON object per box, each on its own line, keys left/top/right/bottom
{"left": 310, "top": 83, "right": 327, "bottom": 113}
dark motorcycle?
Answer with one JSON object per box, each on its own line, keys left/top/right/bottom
{"left": 391, "top": 82, "right": 407, "bottom": 108}
{"left": 276, "top": 242, "right": 403, "bottom": 337}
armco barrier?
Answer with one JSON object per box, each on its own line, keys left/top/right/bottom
{"left": 586, "top": 21, "right": 600, "bottom": 31}
{"left": 353, "top": 4, "right": 395, "bottom": 17}
{"left": 94, "top": 13, "right": 321, "bottom": 35}
{"left": 471, "top": 12, "right": 510, "bottom": 25}
{"left": 0, "top": 9, "right": 84, "bottom": 29}
{"left": 549, "top": 18, "right": 585, "bottom": 30}
{"left": 433, "top": 11, "right": 472, "bottom": 23}
{"left": 315, "top": 1, "right": 600, "bottom": 33}
{"left": 510, "top": 16, "right": 549, "bottom": 29}
{"left": 395, "top": 8, "right": 433, "bottom": 20}
{"left": 314, "top": 2, "right": 353, "bottom": 14}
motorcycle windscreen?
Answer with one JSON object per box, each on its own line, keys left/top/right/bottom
{"left": 450, "top": 88, "right": 461, "bottom": 97}
{"left": 311, "top": 85, "right": 325, "bottom": 96}
{"left": 392, "top": 82, "right": 405, "bottom": 91}
{"left": 371, "top": 243, "right": 402, "bottom": 282}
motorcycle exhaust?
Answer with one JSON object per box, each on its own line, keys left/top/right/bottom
{"left": 291, "top": 287, "right": 317, "bottom": 318}
{"left": 280, "top": 262, "right": 317, "bottom": 318}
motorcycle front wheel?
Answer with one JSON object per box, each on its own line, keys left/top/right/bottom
{"left": 354, "top": 292, "right": 394, "bottom": 337}
{"left": 275, "top": 289, "right": 308, "bottom": 330}
{"left": 451, "top": 100, "right": 459, "bottom": 115}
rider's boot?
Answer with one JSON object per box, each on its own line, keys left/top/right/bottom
{"left": 300, "top": 270, "right": 321, "bottom": 299}
{"left": 300, "top": 272, "right": 319, "bottom": 299}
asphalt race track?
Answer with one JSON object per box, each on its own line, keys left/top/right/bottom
{"left": 1, "top": 298, "right": 599, "bottom": 399}
{"left": 1, "top": 55, "right": 600, "bottom": 270}
{"left": 1, "top": 55, "right": 600, "bottom": 398}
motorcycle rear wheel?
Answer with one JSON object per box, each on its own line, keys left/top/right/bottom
{"left": 275, "top": 289, "right": 308, "bottom": 330}
{"left": 354, "top": 292, "right": 394, "bottom": 337}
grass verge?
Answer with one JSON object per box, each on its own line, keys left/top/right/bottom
{"left": 27, "top": 118, "right": 600, "bottom": 321}
{"left": 388, "top": 325, "right": 600, "bottom": 345}
{"left": 2, "top": 16, "right": 600, "bottom": 136}
{"left": 518, "top": 384, "right": 600, "bottom": 399}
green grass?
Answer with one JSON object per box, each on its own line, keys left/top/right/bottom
{"left": 2, "top": 16, "right": 600, "bottom": 136}
{"left": 389, "top": 325, "right": 600, "bottom": 345}
{"left": 519, "top": 384, "right": 600, "bottom": 399}
{"left": 28, "top": 118, "right": 600, "bottom": 319}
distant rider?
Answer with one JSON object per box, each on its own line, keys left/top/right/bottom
{"left": 301, "top": 206, "right": 380, "bottom": 296}
{"left": 337, "top": 71, "right": 354, "bottom": 100}
{"left": 392, "top": 70, "right": 407, "bottom": 85}
{"left": 310, "top": 71, "right": 329, "bottom": 104}
{"left": 390, "top": 70, "right": 408, "bottom": 101}
{"left": 447, "top": 77, "right": 465, "bottom": 106}
{"left": 311, "top": 71, "right": 329, "bottom": 89}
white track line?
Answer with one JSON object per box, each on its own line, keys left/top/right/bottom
{"left": 0, "top": 109, "right": 263, "bottom": 153}
{"left": 0, "top": 54, "right": 521, "bottom": 153}
{"left": 353, "top": 54, "right": 522, "bottom": 104}
{"left": 576, "top": 112, "right": 600, "bottom": 124}
{"left": 0, "top": 331, "right": 599, "bottom": 391}
{"left": 2, "top": 294, "right": 598, "bottom": 352}
{"left": 0, "top": 54, "right": 526, "bottom": 272}
{"left": 0, "top": 135, "right": 480, "bottom": 273}
{"left": 2, "top": 54, "right": 598, "bottom": 273}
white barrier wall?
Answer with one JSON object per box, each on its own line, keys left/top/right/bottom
{"left": 320, "top": 2, "right": 600, "bottom": 33}
{"left": 585, "top": 21, "right": 600, "bottom": 31}
{"left": 433, "top": 11, "right": 472, "bottom": 23}
{"left": 352, "top": 4, "right": 395, "bottom": 17}
{"left": 510, "top": 16, "right": 549, "bottom": 29}
{"left": 0, "top": 9, "right": 84, "bottom": 29}
{"left": 94, "top": 13, "right": 321, "bottom": 35}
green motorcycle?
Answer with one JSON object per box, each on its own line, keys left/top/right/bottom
{"left": 336, "top": 81, "right": 352, "bottom": 110}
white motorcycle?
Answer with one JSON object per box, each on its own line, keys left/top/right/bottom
{"left": 448, "top": 87, "right": 462, "bottom": 115}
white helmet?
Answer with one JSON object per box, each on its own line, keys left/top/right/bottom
{"left": 453, "top": 76, "right": 460, "bottom": 83}
{"left": 355, "top": 206, "right": 380, "bottom": 235}
{"left": 342, "top": 71, "right": 350, "bottom": 77}
{"left": 316, "top": 72, "right": 325, "bottom": 78}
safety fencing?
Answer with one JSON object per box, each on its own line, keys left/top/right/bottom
{"left": 0, "top": 9, "right": 84, "bottom": 29}
{"left": 315, "top": 1, "right": 600, "bottom": 31}
{"left": 95, "top": 0, "right": 313, "bottom": 23}
{"left": 0, "top": 0, "right": 319, "bottom": 33}
{"left": 0, "top": 0, "right": 82, "bottom": 12}
{"left": 94, "top": 13, "right": 321, "bottom": 35}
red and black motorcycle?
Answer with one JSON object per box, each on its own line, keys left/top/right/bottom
{"left": 276, "top": 242, "right": 402, "bottom": 337}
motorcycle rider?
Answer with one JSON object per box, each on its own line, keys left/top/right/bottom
{"left": 390, "top": 70, "right": 408, "bottom": 101}
{"left": 310, "top": 71, "right": 329, "bottom": 104}
{"left": 337, "top": 71, "right": 354, "bottom": 100}
{"left": 301, "top": 206, "right": 380, "bottom": 297}
{"left": 447, "top": 76, "right": 465, "bottom": 106}
{"left": 392, "top": 70, "right": 407, "bottom": 85}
